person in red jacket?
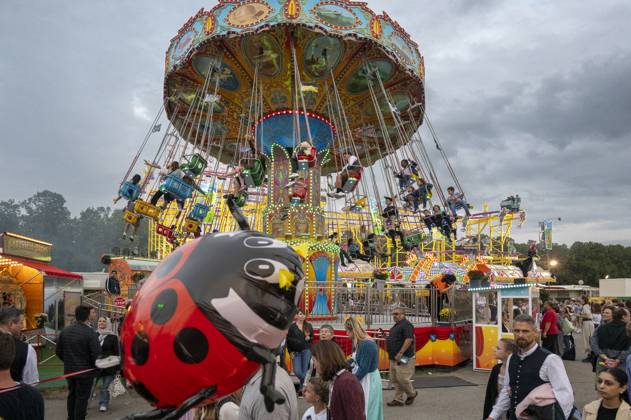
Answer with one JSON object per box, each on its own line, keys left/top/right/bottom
{"left": 541, "top": 302, "right": 560, "bottom": 355}
{"left": 312, "top": 340, "right": 366, "bottom": 420}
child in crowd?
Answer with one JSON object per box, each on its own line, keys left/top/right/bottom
{"left": 302, "top": 377, "right": 329, "bottom": 420}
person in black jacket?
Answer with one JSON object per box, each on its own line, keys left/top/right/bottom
{"left": 56, "top": 305, "right": 100, "bottom": 420}
{"left": 483, "top": 338, "right": 518, "bottom": 419}
{"left": 95, "top": 317, "right": 120, "bottom": 412}
{"left": 286, "top": 310, "right": 313, "bottom": 391}
{"left": 0, "top": 333, "right": 44, "bottom": 420}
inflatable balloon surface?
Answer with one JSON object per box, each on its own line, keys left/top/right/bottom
{"left": 120, "top": 231, "right": 305, "bottom": 408}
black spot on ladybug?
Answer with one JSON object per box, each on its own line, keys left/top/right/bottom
{"left": 244, "top": 259, "right": 275, "bottom": 278}
{"left": 132, "top": 332, "right": 150, "bottom": 366}
{"left": 133, "top": 381, "right": 158, "bottom": 405}
{"left": 174, "top": 328, "right": 208, "bottom": 364}
{"left": 244, "top": 237, "right": 274, "bottom": 248}
{"left": 150, "top": 288, "right": 178, "bottom": 325}
{"left": 153, "top": 248, "right": 183, "bottom": 279}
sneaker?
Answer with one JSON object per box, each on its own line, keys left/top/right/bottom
{"left": 122, "top": 233, "right": 127, "bottom": 240}
{"left": 289, "top": 173, "right": 299, "bottom": 180}
{"left": 99, "top": 405, "right": 107, "bottom": 412}
{"left": 129, "top": 235, "right": 134, "bottom": 242}
{"left": 387, "top": 400, "right": 405, "bottom": 407}
{"left": 327, "top": 191, "right": 344, "bottom": 199}
{"left": 285, "top": 181, "right": 295, "bottom": 188}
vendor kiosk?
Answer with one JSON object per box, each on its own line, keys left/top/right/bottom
{"left": 469, "top": 264, "right": 551, "bottom": 371}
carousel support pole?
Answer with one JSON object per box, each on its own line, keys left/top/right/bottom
{"left": 366, "top": 284, "right": 373, "bottom": 328}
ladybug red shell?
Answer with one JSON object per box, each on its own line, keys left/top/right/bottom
{"left": 121, "top": 231, "right": 305, "bottom": 408}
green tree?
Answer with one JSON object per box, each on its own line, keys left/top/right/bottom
{"left": 0, "top": 199, "right": 22, "bottom": 232}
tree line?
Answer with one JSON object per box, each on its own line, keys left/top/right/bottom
{"left": 1, "top": 191, "right": 630, "bottom": 285}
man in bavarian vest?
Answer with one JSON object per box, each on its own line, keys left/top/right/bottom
{"left": 486, "top": 314, "right": 574, "bottom": 420}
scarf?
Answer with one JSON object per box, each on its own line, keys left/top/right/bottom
{"left": 597, "top": 319, "right": 630, "bottom": 351}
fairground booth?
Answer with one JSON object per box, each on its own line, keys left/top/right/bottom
{"left": 0, "top": 232, "right": 82, "bottom": 331}
{"left": 469, "top": 263, "right": 554, "bottom": 370}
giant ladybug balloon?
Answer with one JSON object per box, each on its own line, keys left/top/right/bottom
{"left": 120, "top": 231, "right": 305, "bottom": 408}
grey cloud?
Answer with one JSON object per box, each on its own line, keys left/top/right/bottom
{"left": 1, "top": 0, "right": 630, "bottom": 245}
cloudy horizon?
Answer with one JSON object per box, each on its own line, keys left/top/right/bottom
{"left": 1, "top": 1, "right": 630, "bottom": 246}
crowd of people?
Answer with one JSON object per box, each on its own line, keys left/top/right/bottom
{"left": 7, "top": 294, "right": 631, "bottom": 419}
{"left": 481, "top": 297, "right": 631, "bottom": 420}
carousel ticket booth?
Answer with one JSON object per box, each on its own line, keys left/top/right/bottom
{"left": 469, "top": 264, "right": 550, "bottom": 371}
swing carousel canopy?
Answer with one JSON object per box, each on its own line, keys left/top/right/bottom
{"left": 164, "top": 0, "right": 425, "bottom": 174}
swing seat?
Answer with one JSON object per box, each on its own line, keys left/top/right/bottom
{"left": 189, "top": 203, "right": 210, "bottom": 221}
{"left": 163, "top": 174, "right": 194, "bottom": 201}
{"left": 134, "top": 200, "right": 161, "bottom": 221}
{"left": 241, "top": 170, "right": 256, "bottom": 188}
{"left": 123, "top": 210, "right": 139, "bottom": 225}
{"left": 184, "top": 218, "right": 200, "bottom": 234}
{"left": 242, "top": 159, "right": 265, "bottom": 187}
{"left": 291, "top": 196, "right": 302, "bottom": 205}
{"left": 342, "top": 167, "right": 363, "bottom": 193}
{"left": 156, "top": 223, "right": 174, "bottom": 239}
{"left": 119, "top": 182, "right": 141, "bottom": 201}
{"left": 297, "top": 154, "right": 315, "bottom": 171}
{"left": 235, "top": 191, "right": 248, "bottom": 207}
{"left": 182, "top": 153, "right": 208, "bottom": 176}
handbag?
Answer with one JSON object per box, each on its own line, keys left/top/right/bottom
{"left": 109, "top": 374, "right": 127, "bottom": 399}
{"left": 95, "top": 355, "right": 121, "bottom": 369}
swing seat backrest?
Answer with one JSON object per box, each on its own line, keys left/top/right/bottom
{"left": 242, "top": 159, "right": 265, "bottom": 186}
{"left": 184, "top": 218, "right": 200, "bottom": 234}
{"left": 119, "top": 182, "right": 141, "bottom": 201}
{"left": 189, "top": 203, "right": 210, "bottom": 221}
{"left": 156, "top": 223, "right": 174, "bottom": 239}
{"left": 134, "top": 200, "right": 161, "bottom": 221}
{"left": 163, "top": 174, "right": 193, "bottom": 200}
{"left": 342, "top": 168, "right": 362, "bottom": 193}
{"left": 123, "top": 210, "right": 139, "bottom": 225}
{"left": 183, "top": 153, "right": 208, "bottom": 176}
{"left": 235, "top": 190, "right": 248, "bottom": 207}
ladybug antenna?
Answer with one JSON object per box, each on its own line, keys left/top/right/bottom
{"left": 261, "top": 361, "right": 286, "bottom": 412}
{"left": 121, "top": 385, "right": 217, "bottom": 420}
{"left": 225, "top": 193, "right": 251, "bottom": 231}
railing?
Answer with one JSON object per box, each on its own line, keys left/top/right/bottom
{"left": 306, "top": 284, "right": 472, "bottom": 328}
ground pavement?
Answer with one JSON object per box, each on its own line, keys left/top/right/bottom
{"left": 43, "top": 337, "right": 597, "bottom": 419}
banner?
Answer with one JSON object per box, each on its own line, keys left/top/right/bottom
{"left": 543, "top": 219, "right": 553, "bottom": 250}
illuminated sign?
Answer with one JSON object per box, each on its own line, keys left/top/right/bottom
{"left": 0, "top": 232, "right": 52, "bottom": 262}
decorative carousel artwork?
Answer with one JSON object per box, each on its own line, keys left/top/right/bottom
{"left": 311, "top": 2, "right": 359, "bottom": 30}
{"left": 171, "top": 18, "right": 205, "bottom": 62}
{"left": 303, "top": 35, "right": 344, "bottom": 79}
{"left": 346, "top": 59, "right": 394, "bottom": 94}
{"left": 242, "top": 32, "right": 284, "bottom": 78}
{"left": 192, "top": 56, "right": 240, "bottom": 91}
{"left": 225, "top": 1, "right": 273, "bottom": 28}
{"left": 390, "top": 32, "right": 418, "bottom": 66}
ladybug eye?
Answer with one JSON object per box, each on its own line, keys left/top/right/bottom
{"left": 244, "top": 259, "right": 276, "bottom": 279}
{"left": 244, "top": 237, "right": 287, "bottom": 249}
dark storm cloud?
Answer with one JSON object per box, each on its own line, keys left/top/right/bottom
{"left": 1, "top": 1, "right": 629, "bottom": 244}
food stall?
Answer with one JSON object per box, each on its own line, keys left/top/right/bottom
{"left": 469, "top": 263, "right": 553, "bottom": 370}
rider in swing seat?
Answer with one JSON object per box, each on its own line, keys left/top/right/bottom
{"left": 328, "top": 152, "right": 361, "bottom": 198}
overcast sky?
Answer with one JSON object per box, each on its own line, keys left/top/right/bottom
{"left": 1, "top": 1, "right": 630, "bottom": 245}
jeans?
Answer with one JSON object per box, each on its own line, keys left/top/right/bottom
{"left": 449, "top": 201, "right": 471, "bottom": 217}
{"left": 292, "top": 349, "right": 311, "bottom": 387}
{"left": 66, "top": 376, "right": 94, "bottom": 420}
{"left": 98, "top": 375, "right": 115, "bottom": 408}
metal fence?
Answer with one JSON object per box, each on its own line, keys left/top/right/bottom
{"left": 306, "top": 284, "right": 472, "bottom": 328}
